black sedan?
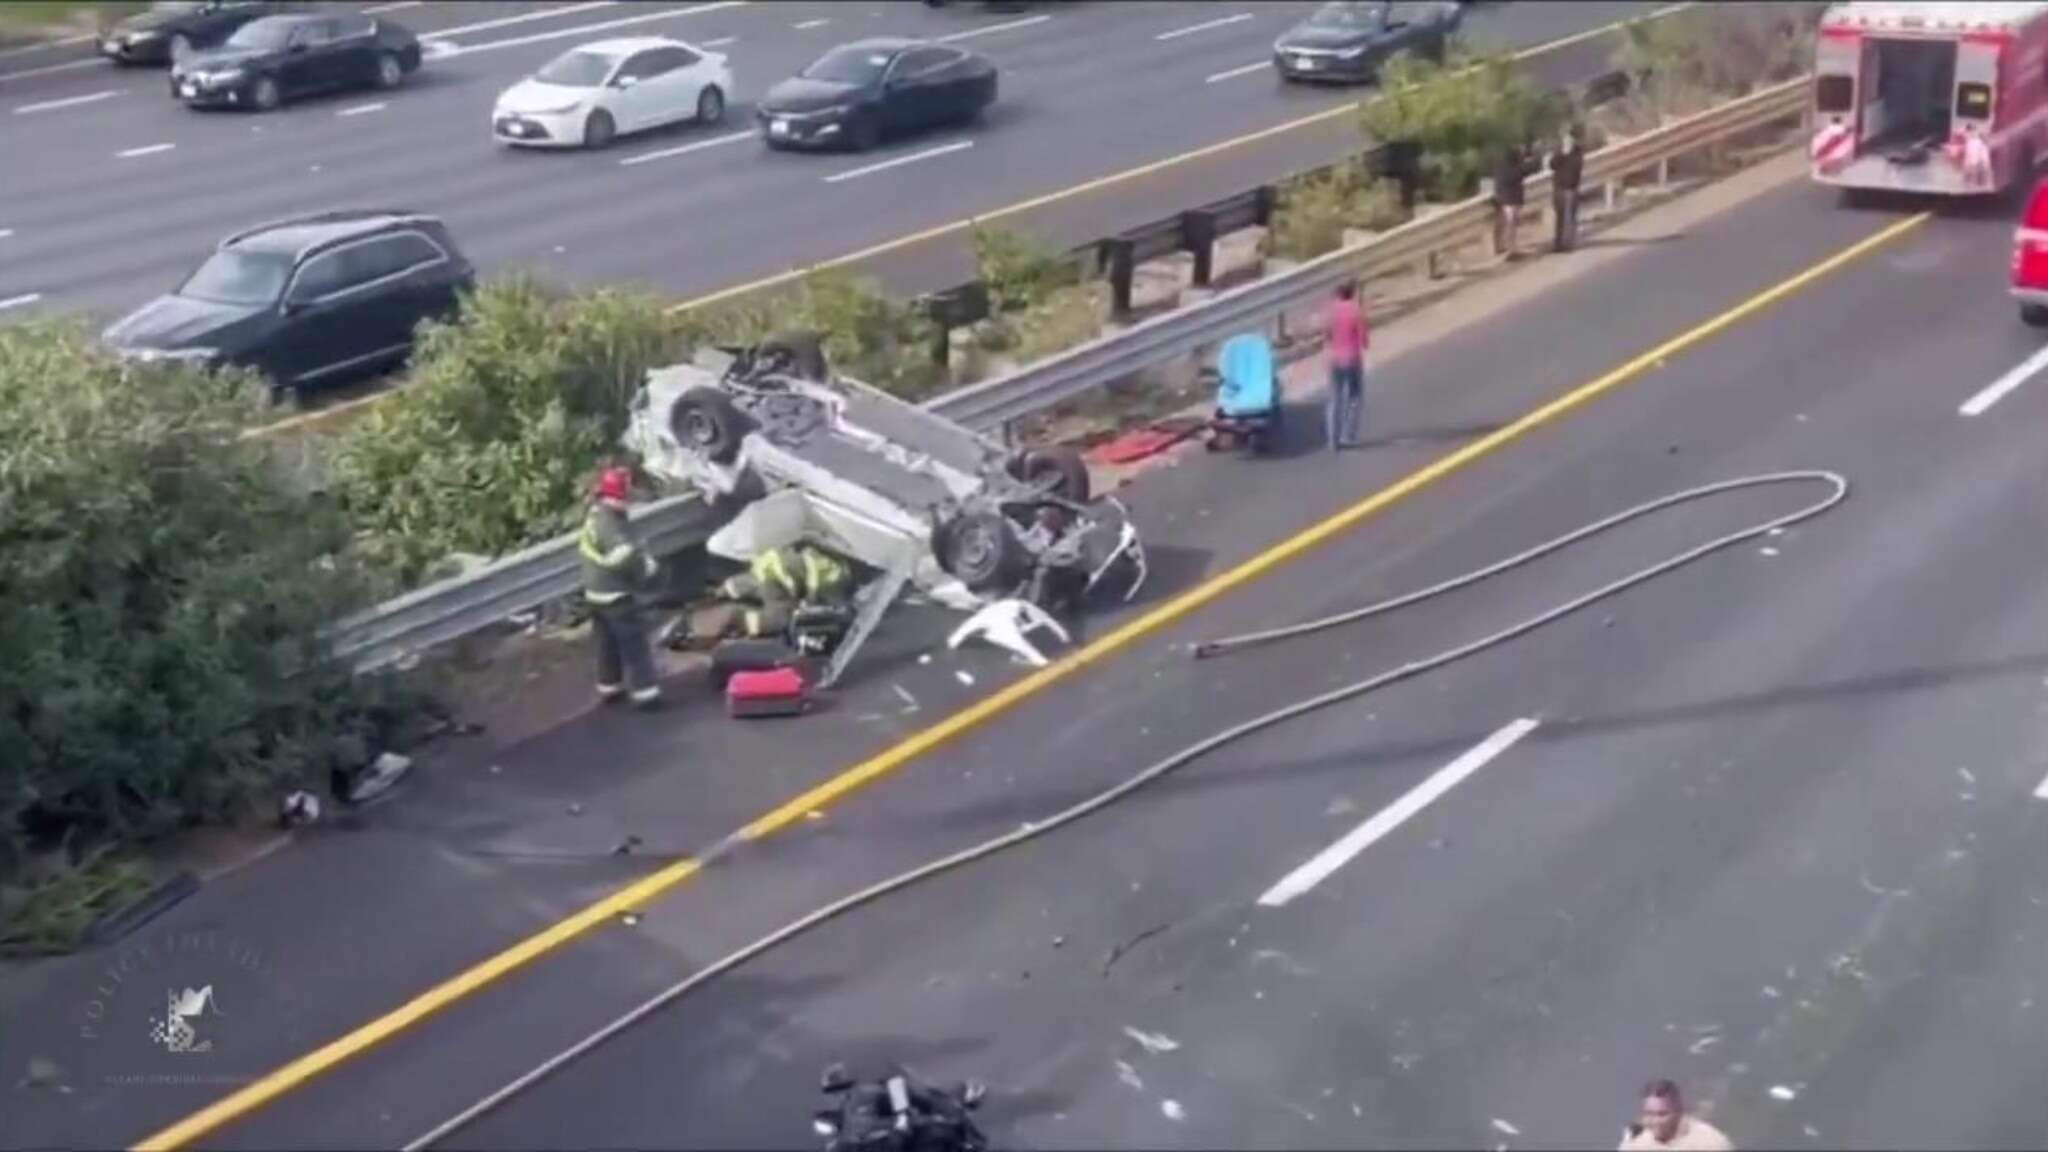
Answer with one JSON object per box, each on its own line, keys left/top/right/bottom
{"left": 1272, "top": 1, "right": 1462, "bottom": 85}
{"left": 169, "top": 12, "right": 423, "bottom": 112}
{"left": 98, "top": 0, "right": 285, "bottom": 67}
{"left": 757, "top": 38, "right": 997, "bottom": 152}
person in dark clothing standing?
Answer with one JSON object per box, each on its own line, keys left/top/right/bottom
{"left": 579, "top": 466, "right": 663, "bottom": 709}
{"left": 1548, "top": 124, "right": 1586, "bottom": 253}
{"left": 1491, "top": 140, "right": 1536, "bottom": 259}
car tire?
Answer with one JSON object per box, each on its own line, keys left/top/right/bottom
{"left": 1008, "top": 446, "right": 1091, "bottom": 503}
{"left": 251, "top": 75, "right": 281, "bottom": 111}
{"left": 670, "top": 387, "right": 748, "bottom": 465}
{"left": 374, "top": 51, "right": 403, "bottom": 90}
{"left": 2022, "top": 304, "right": 2048, "bottom": 328}
{"left": 583, "top": 108, "right": 616, "bottom": 149}
{"left": 935, "top": 509, "right": 1026, "bottom": 593}
{"left": 697, "top": 84, "right": 725, "bottom": 124}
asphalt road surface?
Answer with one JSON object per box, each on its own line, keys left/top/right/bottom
{"left": 382, "top": 184, "right": 2048, "bottom": 1150}
{"left": 0, "top": 0, "right": 1662, "bottom": 325}
{"left": 11, "top": 156, "right": 2048, "bottom": 1149}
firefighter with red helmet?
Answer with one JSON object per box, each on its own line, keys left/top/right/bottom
{"left": 578, "top": 466, "right": 663, "bottom": 708}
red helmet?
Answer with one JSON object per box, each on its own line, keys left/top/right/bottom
{"left": 594, "top": 466, "right": 631, "bottom": 503}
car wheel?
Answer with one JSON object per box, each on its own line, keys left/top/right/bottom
{"left": 670, "top": 387, "right": 749, "bottom": 464}
{"left": 169, "top": 33, "right": 192, "bottom": 63}
{"left": 374, "top": 51, "right": 403, "bottom": 90}
{"left": 251, "top": 75, "right": 281, "bottom": 111}
{"left": 2022, "top": 304, "right": 2048, "bottom": 328}
{"left": 697, "top": 84, "right": 725, "bottom": 124}
{"left": 935, "top": 510, "right": 1026, "bottom": 593}
{"left": 583, "top": 108, "right": 616, "bottom": 149}
{"left": 1008, "top": 446, "right": 1091, "bottom": 503}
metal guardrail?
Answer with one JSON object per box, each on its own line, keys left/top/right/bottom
{"left": 327, "top": 76, "right": 1811, "bottom": 673}
{"left": 926, "top": 75, "right": 1811, "bottom": 433}
{"left": 328, "top": 493, "right": 724, "bottom": 673}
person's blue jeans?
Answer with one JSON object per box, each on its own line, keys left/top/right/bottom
{"left": 1327, "top": 360, "right": 1363, "bottom": 450}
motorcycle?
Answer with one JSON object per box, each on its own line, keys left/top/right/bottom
{"left": 812, "top": 1063, "right": 991, "bottom": 1152}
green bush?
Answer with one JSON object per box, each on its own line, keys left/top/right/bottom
{"left": 0, "top": 321, "right": 380, "bottom": 889}
{"left": 971, "top": 225, "right": 1078, "bottom": 314}
{"left": 1001, "top": 282, "right": 1106, "bottom": 366}
{"left": 675, "top": 267, "right": 945, "bottom": 399}
{"left": 1268, "top": 167, "right": 1410, "bottom": 261}
{"left": 1360, "top": 48, "right": 1563, "bottom": 202}
{"left": 1613, "top": 3, "right": 1823, "bottom": 124}
{"left": 329, "top": 276, "right": 682, "bottom": 587}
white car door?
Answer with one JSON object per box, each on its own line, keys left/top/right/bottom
{"left": 645, "top": 45, "right": 705, "bottom": 127}
{"left": 610, "top": 49, "right": 669, "bottom": 133}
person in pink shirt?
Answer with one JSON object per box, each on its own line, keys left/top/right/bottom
{"left": 1324, "top": 281, "right": 1368, "bottom": 451}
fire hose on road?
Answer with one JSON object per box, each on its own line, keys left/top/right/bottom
{"left": 405, "top": 470, "right": 1851, "bottom": 1149}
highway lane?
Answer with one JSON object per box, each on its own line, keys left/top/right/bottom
{"left": 0, "top": 1, "right": 1664, "bottom": 325}
{"left": 350, "top": 184, "right": 2048, "bottom": 1151}
{"left": 153, "top": 169, "right": 2044, "bottom": 1148}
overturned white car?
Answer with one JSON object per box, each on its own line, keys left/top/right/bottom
{"left": 622, "top": 334, "right": 1148, "bottom": 676}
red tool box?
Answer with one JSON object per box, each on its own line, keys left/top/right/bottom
{"left": 726, "top": 666, "right": 811, "bottom": 718}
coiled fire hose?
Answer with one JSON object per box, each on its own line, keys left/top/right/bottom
{"left": 406, "top": 470, "right": 1849, "bottom": 1149}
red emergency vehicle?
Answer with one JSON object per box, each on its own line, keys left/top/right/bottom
{"left": 1811, "top": 1, "right": 2048, "bottom": 197}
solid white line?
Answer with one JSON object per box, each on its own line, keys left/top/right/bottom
{"left": 822, "top": 139, "right": 973, "bottom": 184}
{"left": 0, "top": 56, "right": 102, "bottom": 82}
{"left": 337, "top": 101, "right": 387, "bottom": 117}
{"left": 935, "top": 13, "right": 1051, "bottom": 43}
{"left": 116, "top": 142, "right": 176, "bottom": 158}
{"left": 432, "top": 1, "right": 746, "bottom": 56}
{"left": 1960, "top": 344, "right": 2048, "bottom": 416}
{"left": 618, "top": 127, "right": 752, "bottom": 166}
{"left": 1206, "top": 60, "right": 1271, "bottom": 84}
{"left": 361, "top": 0, "right": 426, "bottom": 12}
{"left": 1157, "top": 11, "right": 1254, "bottom": 41}
{"left": 0, "top": 293, "right": 44, "bottom": 312}
{"left": 793, "top": 18, "right": 830, "bottom": 30}
{"left": 420, "top": 1, "right": 619, "bottom": 41}
{"left": 0, "top": 33, "right": 95, "bottom": 59}
{"left": 12, "top": 88, "right": 120, "bottom": 114}
{"left": 702, "top": 35, "right": 736, "bottom": 47}
{"left": 1256, "top": 718, "right": 1541, "bottom": 909}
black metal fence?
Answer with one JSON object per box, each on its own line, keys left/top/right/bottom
{"left": 914, "top": 66, "right": 1635, "bottom": 364}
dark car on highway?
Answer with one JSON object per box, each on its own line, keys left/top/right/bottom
{"left": 100, "top": 0, "right": 289, "bottom": 66}
{"left": 1273, "top": 1, "right": 1462, "bottom": 85}
{"left": 168, "top": 12, "right": 423, "bottom": 112}
{"left": 101, "top": 210, "right": 473, "bottom": 398}
{"left": 757, "top": 38, "right": 997, "bottom": 152}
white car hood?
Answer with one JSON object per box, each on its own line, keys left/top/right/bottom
{"left": 495, "top": 78, "right": 594, "bottom": 116}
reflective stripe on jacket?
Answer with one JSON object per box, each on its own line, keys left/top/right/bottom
{"left": 579, "top": 503, "right": 649, "bottom": 604}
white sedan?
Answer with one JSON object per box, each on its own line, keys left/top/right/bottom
{"left": 492, "top": 36, "right": 732, "bottom": 149}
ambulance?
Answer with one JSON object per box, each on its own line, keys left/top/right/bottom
{"left": 1811, "top": 1, "right": 2048, "bottom": 197}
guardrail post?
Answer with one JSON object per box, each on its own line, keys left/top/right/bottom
{"left": 1106, "top": 237, "right": 1137, "bottom": 321}
{"left": 1182, "top": 210, "right": 1218, "bottom": 288}
{"left": 1656, "top": 157, "right": 1671, "bottom": 187}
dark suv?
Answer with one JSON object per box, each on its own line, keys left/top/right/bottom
{"left": 102, "top": 210, "right": 474, "bottom": 398}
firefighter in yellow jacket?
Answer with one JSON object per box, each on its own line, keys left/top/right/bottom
{"left": 717, "top": 544, "right": 852, "bottom": 640}
{"left": 579, "top": 467, "right": 663, "bottom": 708}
